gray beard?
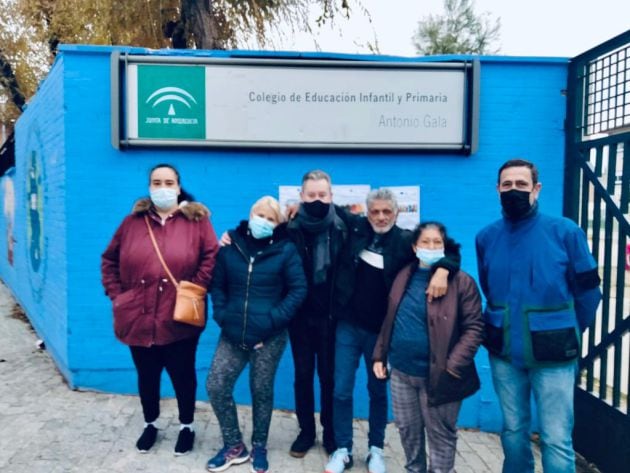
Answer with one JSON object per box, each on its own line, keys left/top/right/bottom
{"left": 371, "top": 222, "right": 396, "bottom": 234}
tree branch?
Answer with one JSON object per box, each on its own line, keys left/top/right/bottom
{"left": 0, "top": 49, "right": 26, "bottom": 112}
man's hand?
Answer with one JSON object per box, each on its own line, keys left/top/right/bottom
{"left": 373, "top": 361, "right": 388, "bottom": 380}
{"left": 426, "top": 267, "right": 449, "bottom": 303}
{"left": 220, "top": 231, "right": 232, "bottom": 247}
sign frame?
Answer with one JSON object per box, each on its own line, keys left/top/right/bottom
{"left": 111, "top": 52, "right": 479, "bottom": 153}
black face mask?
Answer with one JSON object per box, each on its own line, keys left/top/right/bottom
{"left": 302, "top": 200, "right": 330, "bottom": 219}
{"left": 500, "top": 189, "right": 532, "bottom": 219}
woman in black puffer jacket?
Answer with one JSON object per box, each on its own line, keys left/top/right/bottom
{"left": 206, "top": 196, "right": 307, "bottom": 473}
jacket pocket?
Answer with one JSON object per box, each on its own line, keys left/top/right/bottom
{"left": 247, "top": 311, "right": 275, "bottom": 344}
{"left": 269, "top": 308, "right": 283, "bottom": 330}
{"left": 483, "top": 306, "right": 507, "bottom": 356}
{"left": 219, "top": 310, "right": 242, "bottom": 345}
{"left": 431, "top": 364, "right": 480, "bottom": 406}
{"left": 527, "top": 308, "right": 579, "bottom": 362}
{"left": 113, "top": 287, "right": 144, "bottom": 340}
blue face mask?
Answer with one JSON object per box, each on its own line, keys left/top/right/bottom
{"left": 249, "top": 215, "right": 276, "bottom": 239}
{"left": 416, "top": 248, "right": 445, "bottom": 266}
{"left": 150, "top": 187, "right": 178, "bottom": 210}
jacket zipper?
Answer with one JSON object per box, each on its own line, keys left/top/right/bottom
{"left": 233, "top": 236, "right": 281, "bottom": 348}
{"left": 241, "top": 257, "right": 254, "bottom": 348}
{"left": 140, "top": 279, "right": 146, "bottom": 314}
{"left": 234, "top": 241, "right": 256, "bottom": 348}
{"left": 153, "top": 278, "right": 164, "bottom": 346}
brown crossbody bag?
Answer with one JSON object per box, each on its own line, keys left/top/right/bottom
{"left": 144, "top": 215, "right": 206, "bottom": 327}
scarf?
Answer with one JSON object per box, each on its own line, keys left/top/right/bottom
{"left": 297, "top": 203, "right": 336, "bottom": 285}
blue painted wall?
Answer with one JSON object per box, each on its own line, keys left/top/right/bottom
{"left": 3, "top": 54, "right": 69, "bottom": 380}
{"left": 0, "top": 45, "right": 569, "bottom": 433}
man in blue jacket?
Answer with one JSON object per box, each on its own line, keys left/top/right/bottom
{"left": 475, "top": 159, "right": 602, "bottom": 473}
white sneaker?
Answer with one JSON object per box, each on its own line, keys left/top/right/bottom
{"left": 324, "top": 447, "right": 353, "bottom": 473}
{"left": 366, "top": 446, "right": 386, "bottom": 473}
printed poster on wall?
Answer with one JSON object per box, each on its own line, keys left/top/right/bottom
{"left": 387, "top": 186, "right": 420, "bottom": 230}
{"left": 330, "top": 185, "right": 371, "bottom": 216}
{"left": 278, "top": 186, "right": 301, "bottom": 216}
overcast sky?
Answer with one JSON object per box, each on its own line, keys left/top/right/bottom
{"left": 286, "top": 0, "right": 629, "bottom": 57}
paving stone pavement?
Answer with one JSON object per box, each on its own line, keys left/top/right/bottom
{"left": 0, "top": 281, "right": 546, "bottom": 473}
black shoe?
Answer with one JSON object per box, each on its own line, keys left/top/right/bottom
{"left": 289, "top": 431, "right": 315, "bottom": 458}
{"left": 174, "top": 427, "right": 195, "bottom": 456}
{"left": 136, "top": 424, "right": 158, "bottom": 453}
{"left": 323, "top": 430, "right": 337, "bottom": 455}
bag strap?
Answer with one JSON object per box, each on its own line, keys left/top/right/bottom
{"left": 144, "top": 215, "right": 178, "bottom": 287}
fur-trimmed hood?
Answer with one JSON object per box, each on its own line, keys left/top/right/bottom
{"left": 132, "top": 198, "right": 210, "bottom": 221}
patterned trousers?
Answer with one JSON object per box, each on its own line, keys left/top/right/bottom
{"left": 390, "top": 368, "right": 461, "bottom": 473}
{"left": 206, "top": 331, "right": 288, "bottom": 447}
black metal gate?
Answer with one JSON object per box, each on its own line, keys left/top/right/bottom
{"left": 564, "top": 30, "right": 630, "bottom": 473}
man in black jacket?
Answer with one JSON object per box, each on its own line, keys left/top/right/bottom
{"left": 287, "top": 170, "right": 347, "bottom": 458}
{"left": 324, "top": 188, "right": 460, "bottom": 473}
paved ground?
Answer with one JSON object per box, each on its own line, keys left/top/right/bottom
{"left": 0, "top": 281, "right": 553, "bottom": 473}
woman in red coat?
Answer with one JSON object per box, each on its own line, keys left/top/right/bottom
{"left": 373, "top": 222, "right": 483, "bottom": 473}
{"left": 101, "top": 163, "right": 219, "bottom": 456}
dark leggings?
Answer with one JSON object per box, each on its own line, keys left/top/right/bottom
{"left": 206, "top": 331, "right": 288, "bottom": 447}
{"left": 129, "top": 335, "right": 200, "bottom": 424}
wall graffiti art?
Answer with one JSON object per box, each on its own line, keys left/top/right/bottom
{"left": 24, "top": 125, "right": 48, "bottom": 302}
{"left": 2, "top": 170, "right": 15, "bottom": 265}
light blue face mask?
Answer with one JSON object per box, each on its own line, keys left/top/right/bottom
{"left": 150, "top": 187, "right": 178, "bottom": 210}
{"left": 249, "top": 215, "right": 276, "bottom": 239}
{"left": 416, "top": 248, "right": 445, "bottom": 266}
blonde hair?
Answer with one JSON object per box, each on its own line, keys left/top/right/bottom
{"left": 250, "top": 196, "right": 285, "bottom": 224}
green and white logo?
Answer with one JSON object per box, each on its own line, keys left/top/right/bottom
{"left": 137, "top": 65, "right": 205, "bottom": 140}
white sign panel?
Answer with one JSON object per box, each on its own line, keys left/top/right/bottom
{"left": 206, "top": 65, "right": 465, "bottom": 147}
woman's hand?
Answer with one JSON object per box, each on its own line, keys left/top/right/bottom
{"left": 426, "top": 267, "right": 449, "bottom": 302}
{"left": 373, "top": 361, "right": 388, "bottom": 380}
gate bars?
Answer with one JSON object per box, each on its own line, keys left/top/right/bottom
{"left": 564, "top": 29, "right": 630, "bottom": 473}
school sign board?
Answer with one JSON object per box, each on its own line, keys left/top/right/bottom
{"left": 112, "top": 54, "right": 479, "bottom": 152}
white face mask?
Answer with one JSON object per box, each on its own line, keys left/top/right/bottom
{"left": 415, "top": 248, "right": 445, "bottom": 266}
{"left": 150, "top": 187, "right": 178, "bottom": 210}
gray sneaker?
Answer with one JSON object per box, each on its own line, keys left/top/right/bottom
{"left": 324, "top": 447, "right": 353, "bottom": 473}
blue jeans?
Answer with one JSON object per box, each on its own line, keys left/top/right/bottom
{"left": 332, "top": 320, "right": 388, "bottom": 451}
{"left": 489, "top": 355, "right": 577, "bottom": 473}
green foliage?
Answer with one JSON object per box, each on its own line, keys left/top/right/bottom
{"left": 0, "top": 0, "right": 49, "bottom": 125}
{"left": 0, "top": 0, "right": 361, "bottom": 129}
{"left": 413, "top": 0, "right": 501, "bottom": 55}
